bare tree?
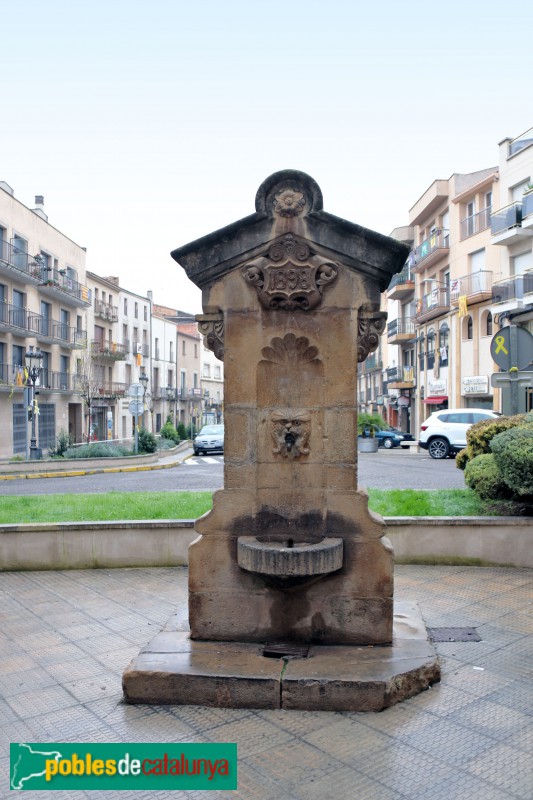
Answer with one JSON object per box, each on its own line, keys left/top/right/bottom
{"left": 74, "top": 343, "right": 103, "bottom": 441}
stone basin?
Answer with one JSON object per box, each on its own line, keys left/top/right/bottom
{"left": 237, "top": 536, "right": 343, "bottom": 578}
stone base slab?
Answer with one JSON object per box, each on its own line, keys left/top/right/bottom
{"left": 122, "top": 601, "right": 440, "bottom": 712}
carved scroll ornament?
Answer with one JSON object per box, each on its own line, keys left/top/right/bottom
{"left": 196, "top": 312, "right": 224, "bottom": 361}
{"left": 242, "top": 234, "right": 338, "bottom": 311}
{"left": 357, "top": 310, "right": 387, "bottom": 363}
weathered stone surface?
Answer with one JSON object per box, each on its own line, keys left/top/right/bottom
{"left": 166, "top": 170, "right": 409, "bottom": 655}
{"left": 122, "top": 603, "right": 440, "bottom": 711}
{"left": 237, "top": 536, "right": 343, "bottom": 577}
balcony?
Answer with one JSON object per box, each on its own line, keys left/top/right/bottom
{"left": 409, "top": 230, "right": 450, "bottom": 273}
{"left": 0, "top": 300, "right": 31, "bottom": 334}
{"left": 28, "top": 315, "right": 86, "bottom": 348}
{"left": 387, "top": 366, "right": 416, "bottom": 391}
{"left": 387, "top": 263, "right": 415, "bottom": 300}
{"left": 509, "top": 127, "right": 533, "bottom": 156}
{"left": 95, "top": 382, "right": 128, "bottom": 398}
{"left": 460, "top": 207, "right": 491, "bottom": 240}
{"left": 387, "top": 318, "right": 416, "bottom": 344}
{"left": 521, "top": 192, "right": 533, "bottom": 231}
{"left": 415, "top": 288, "right": 450, "bottom": 323}
{"left": 450, "top": 270, "right": 494, "bottom": 306}
{"left": 0, "top": 363, "right": 27, "bottom": 390}
{"left": 35, "top": 267, "right": 91, "bottom": 307}
{"left": 188, "top": 388, "right": 203, "bottom": 403}
{"left": 0, "top": 240, "right": 46, "bottom": 283}
{"left": 94, "top": 299, "right": 119, "bottom": 322}
{"left": 361, "top": 353, "right": 383, "bottom": 372}
{"left": 91, "top": 340, "right": 129, "bottom": 360}
{"left": 491, "top": 276, "right": 525, "bottom": 310}
{"left": 490, "top": 202, "right": 533, "bottom": 246}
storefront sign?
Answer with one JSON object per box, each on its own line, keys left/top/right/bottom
{"left": 462, "top": 376, "right": 489, "bottom": 395}
{"left": 428, "top": 378, "right": 447, "bottom": 396}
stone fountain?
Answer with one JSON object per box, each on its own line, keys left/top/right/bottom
{"left": 122, "top": 170, "right": 440, "bottom": 711}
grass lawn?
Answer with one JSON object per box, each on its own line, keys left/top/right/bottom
{"left": 0, "top": 488, "right": 494, "bottom": 524}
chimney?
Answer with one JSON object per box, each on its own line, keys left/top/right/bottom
{"left": 32, "top": 195, "right": 48, "bottom": 222}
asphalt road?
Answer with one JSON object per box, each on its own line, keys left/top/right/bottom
{"left": 0, "top": 449, "right": 467, "bottom": 495}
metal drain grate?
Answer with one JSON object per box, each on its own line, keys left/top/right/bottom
{"left": 427, "top": 627, "right": 481, "bottom": 643}
{"left": 262, "top": 642, "right": 310, "bottom": 659}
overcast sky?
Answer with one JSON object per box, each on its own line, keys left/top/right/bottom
{"left": 3, "top": 0, "right": 531, "bottom": 313}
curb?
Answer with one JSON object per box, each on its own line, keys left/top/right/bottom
{"left": 0, "top": 458, "right": 185, "bottom": 481}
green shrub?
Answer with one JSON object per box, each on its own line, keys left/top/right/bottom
{"left": 48, "top": 429, "right": 73, "bottom": 458}
{"left": 490, "top": 425, "right": 533, "bottom": 497}
{"left": 465, "top": 414, "right": 525, "bottom": 461}
{"left": 160, "top": 420, "right": 180, "bottom": 443}
{"left": 177, "top": 422, "right": 187, "bottom": 440}
{"left": 455, "top": 447, "right": 471, "bottom": 471}
{"left": 464, "top": 453, "right": 511, "bottom": 501}
{"left": 138, "top": 427, "right": 157, "bottom": 454}
{"left": 64, "top": 443, "right": 131, "bottom": 459}
{"left": 357, "top": 412, "right": 385, "bottom": 435}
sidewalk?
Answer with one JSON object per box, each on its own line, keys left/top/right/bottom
{"left": 0, "top": 442, "right": 193, "bottom": 481}
{"left": 1, "top": 565, "right": 532, "bottom": 799}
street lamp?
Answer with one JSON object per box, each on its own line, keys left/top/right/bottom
{"left": 166, "top": 385, "right": 174, "bottom": 425}
{"left": 139, "top": 372, "right": 149, "bottom": 428}
{"left": 25, "top": 345, "right": 43, "bottom": 460}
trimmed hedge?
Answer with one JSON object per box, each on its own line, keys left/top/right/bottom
{"left": 456, "top": 413, "right": 526, "bottom": 470}
{"left": 490, "top": 425, "right": 533, "bottom": 497}
{"left": 464, "top": 453, "right": 512, "bottom": 501}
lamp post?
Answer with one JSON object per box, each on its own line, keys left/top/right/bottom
{"left": 25, "top": 346, "right": 43, "bottom": 460}
{"left": 166, "top": 385, "right": 174, "bottom": 425}
{"left": 139, "top": 372, "right": 149, "bottom": 429}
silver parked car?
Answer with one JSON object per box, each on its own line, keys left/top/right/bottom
{"left": 193, "top": 424, "right": 224, "bottom": 456}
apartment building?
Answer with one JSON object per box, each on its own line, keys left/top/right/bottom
{"left": 0, "top": 183, "right": 90, "bottom": 458}
{"left": 489, "top": 127, "right": 533, "bottom": 413}
{"left": 151, "top": 306, "right": 177, "bottom": 432}
{"left": 84, "top": 274, "right": 152, "bottom": 442}
{"left": 201, "top": 344, "right": 224, "bottom": 424}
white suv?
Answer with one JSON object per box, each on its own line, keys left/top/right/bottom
{"left": 419, "top": 408, "right": 500, "bottom": 459}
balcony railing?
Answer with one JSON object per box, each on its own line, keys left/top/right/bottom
{"left": 387, "top": 318, "right": 416, "bottom": 340}
{"left": 38, "top": 268, "right": 91, "bottom": 305}
{"left": 386, "top": 366, "right": 416, "bottom": 387}
{"left": 490, "top": 202, "right": 522, "bottom": 236}
{"left": 522, "top": 192, "right": 533, "bottom": 222}
{"left": 94, "top": 299, "right": 119, "bottom": 322}
{"left": 415, "top": 288, "right": 450, "bottom": 322}
{"left": 492, "top": 274, "right": 533, "bottom": 304}
{"left": 387, "top": 263, "right": 414, "bottom": 291}
{"left": 362, "top": 353, "right": 383, "bottom": 371}
{"left": 91, "top": 340, "right": 129, "bottom": 360}
{"left": 409, "top": 230, "right": 450, "bottom": 271}
{"left": 0, "top": 240, "right": 46, "bottom": 279}
{"left": 450, "top": 270, "right": 493, "bottom": 304}
{"left": 509, "top": 126, "right": 533, "bottom": 156}
{"left": 460, "top": 207, "right": 491, "bottom": 240}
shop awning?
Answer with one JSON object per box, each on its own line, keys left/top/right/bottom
{"left": 424, "top": 396, "right": 448, "bottom": 405}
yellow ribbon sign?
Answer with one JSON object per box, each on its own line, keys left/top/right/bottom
{"left": 494, "top": 335, "right": 509, "bottom": 356}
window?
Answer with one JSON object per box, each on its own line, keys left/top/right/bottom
{"left": 194, "top": 343, "right": 198, "bottom": 358}
{"left": 155, "top": 338, "right": 160, "bottom": 360}
{"left": 466, "top": 201, "right": 475, "bottom": 237}
{"left": 170, "top": 342, "right": 174, "bottom": 362}
{"left": 467, "top": 316, "right": 473, "bottom": 340}
{"left": 144, "top": 306, "right": 147, "bottom": 321}
{"left": 512, "top": 251, "right": 532, "bottom": 277}
{"left": 214, "top": 365, "right": 221, "bottom": 380}
{"left": 12, "top": 289, "right": 25, "bottom": 328}
{"left": 60, "top": 309, "right": 70, "bottom": 341}
{"left": 180, "top": 370, "right": 186, "bottom": 393}
{"left": 41, "top": 351, "right": 50, "bottom": 387}
{"left": 59, "top": 355, "right": 69, "bottom": 389}
{"left": 134, "top": 302, "right": 138, "bottom": 318}
{"left": 124, "top": 298, "right": 128, "bottom": 315}
{"left": 193, "top": 372, "right": 198, "bottom": 388}
{"left": 203, "top": 364, "right": 211, "bottom": 377}
{"left": 182, "top": 340, "right": 186, "bottom": 356}
{"left": 470, "top": 250, "right": 485, "bottom": 273}
{"left": 486, "top": 311, "right": 493, "bottom": 336}
{"left": 12, "top": 235, "right": 28, "bottom": 269}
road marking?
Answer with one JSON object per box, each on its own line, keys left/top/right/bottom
{"left": 187, "top": 457, "right": 222, "bottom": 465}
{"left": 203, "top": 457, "right": 219, "bottom": 464}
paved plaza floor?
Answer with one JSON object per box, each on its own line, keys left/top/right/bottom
{"left": 1, "top": 565, "right": 532, "bottom": 799}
